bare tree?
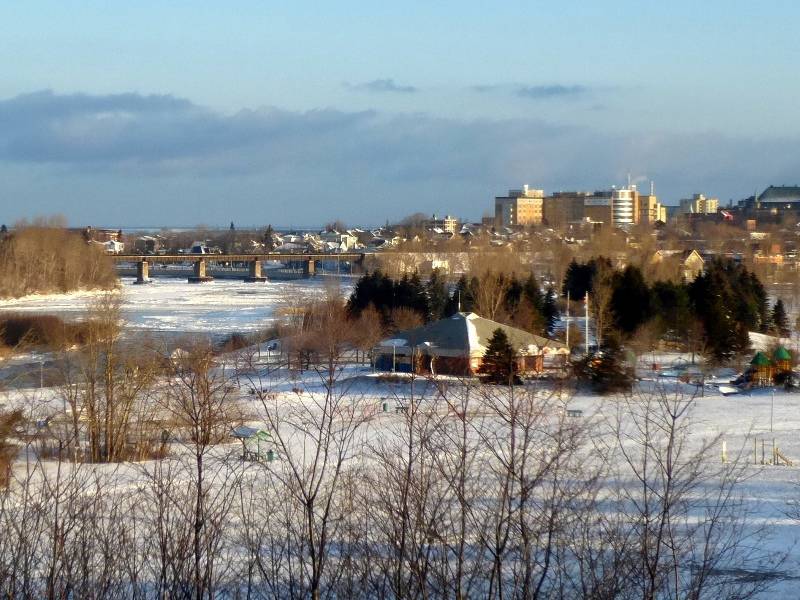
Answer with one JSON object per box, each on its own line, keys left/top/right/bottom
{"left": 605, "top": 388, "right": 779, "bottom": 599}
{"left": 164, "top": 341, "right": 243, "bottom": 599}
{"left": 247, "top": 331, "right": 371, "bottom": 599}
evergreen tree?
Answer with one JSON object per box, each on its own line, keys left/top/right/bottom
{"left": 395, "top": 274, "right": 413, "bottom": 310}
{"left": 574, "top": 335, "right": 634, "bottom": 394}
{"left": 541, "top": 287, "right": 560, "bottom": 337}
{"left": 445, "top": 275, "right": 475, "bottom": 315}
{"left": 610, "top": 265, "right": 652, "bottom": 336}
{"left": 263, "top": 225, "right": 275, "bottom": 251}
{"left": 426, "top": 269, "right": 449, "bottom": 320}
{"left": 561, "top": 256, "right": 612, "bottom": 300}
{"left": 522, "top": 273, "right": 544, "bottom": 313}
{"left": 478, "top": 328, "right": 519, "bottom": 384}
{"left": 688, "top": 259, "right": 753, "bottom": 362}
{"left": 772, "top": 299, "right": 790, "bottom": 337}
{"left": 503, "top": 275, "right": 523, "bottom": 314}
{"left": 651, "top": 280, "right": 692, "bottom": 342}
{"left": 407, "top": 272, "right": 429, "bottom": 319}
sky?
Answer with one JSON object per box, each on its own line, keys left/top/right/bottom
{"left": 2, "top": 1, "right": 800, "bottom": 227}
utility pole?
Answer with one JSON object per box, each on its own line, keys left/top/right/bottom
{"left": 585, "top": 293, "right": 590, "bottom": 355}
{"left": 565, "top": 291, "right": 570, "bottom": 348}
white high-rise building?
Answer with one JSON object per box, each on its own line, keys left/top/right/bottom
{"left": 611, "top": 185, "right": 637, "bottom": 226}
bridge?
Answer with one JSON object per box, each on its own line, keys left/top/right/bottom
{"left": 111, "top": 253, "right": 366, "bottom": 283}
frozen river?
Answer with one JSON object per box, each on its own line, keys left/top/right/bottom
{"left": 0, "top": 277, "right": 353, "bottom": 335}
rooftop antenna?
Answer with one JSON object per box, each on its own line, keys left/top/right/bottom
{"left": 650, "top": 180, "right": 655, "bottom": 196}
{"left": 627, "top": 173, "right": 632, "bottom": 189}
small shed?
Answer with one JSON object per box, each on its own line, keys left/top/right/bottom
{"left": 231, "top": 426, "right": 275, "bottom": 462}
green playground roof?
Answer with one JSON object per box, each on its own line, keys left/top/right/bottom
{"left": 751, "top": 351, "right": 772, "bottom": 367}
{"left": 773, "top": 346, "right": 792, "bottom": 361}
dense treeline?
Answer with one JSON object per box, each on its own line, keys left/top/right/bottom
{"left": 347, "top": 269, "right": 559, "bottom": 336}
{"left": 0, "top": 223, "right": 116, "bottom": 298}
{"left": 563, "top": 257, "right": 773, "bottom": 361}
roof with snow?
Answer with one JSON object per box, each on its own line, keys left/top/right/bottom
{"left": 377, "top": 312, "right": 568, "bottom": 358}
{"left": 759, "top": 185, "right": 800, "bottom": 203}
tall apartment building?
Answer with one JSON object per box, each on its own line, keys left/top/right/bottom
{"left": 680, "top": 193, "right": 719, "bottom": 214}
{"left": 638, "top": 193, "right": 667, "bottom": 224}
{"left": 494, "top": 185, "right": 544, "bottom": 226}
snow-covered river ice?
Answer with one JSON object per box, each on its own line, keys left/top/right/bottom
{"left": 0, "top": 277, "right": 352, "bottom": 335}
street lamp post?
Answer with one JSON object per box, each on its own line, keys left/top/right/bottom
{"left": 771, "top": 388, "right": 775, "bottom": 433}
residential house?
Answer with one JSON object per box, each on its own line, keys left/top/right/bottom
{"left": 374, "top": 312, "right": 569, "bottom": 376}
{"left": 682, "top": 249, "right": 705, "bottom": 281}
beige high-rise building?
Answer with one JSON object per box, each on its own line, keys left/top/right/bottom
{"left": 494, "top": 185, "right": 544, "bottom": 226}
{"left": 680, "top": 193, "right": 719, "bottom": 214}
{"left": 639, "top": 194, "right": 667, "bottom": 224}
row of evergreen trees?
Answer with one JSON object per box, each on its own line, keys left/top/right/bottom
{"left": 347, "top": 270, "right": 560, "bottom": 336}
{"left": 563, "top": 257, "right": 787, "bottom": 362}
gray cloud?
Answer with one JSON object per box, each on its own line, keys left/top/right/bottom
{"left": 516, "top": 84, "right": 588, "bottom": 99}
{"left": 343, "top": 78, "right": 417, "bottom": 94}
{"left": 1, "top": 89, "right": 799, "bottom": 226}
{"left": 472, "top": 83, "right": 590, "bottom": 100}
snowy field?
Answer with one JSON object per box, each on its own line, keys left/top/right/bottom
{"left": 5, "top": 365, "right": 800, "bottom": 596}
{"left": 0, "top": 277, "right": 351, "bottom": 334}
{"left": 3, "top": 283, "right": 800, "bottom": 595}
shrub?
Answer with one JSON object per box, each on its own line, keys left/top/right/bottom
{"left": 215, "top": 332, "right": 252, "bottom": 354}
{"left": 0, "top": 313, "right": 95, "bottom": 349}
{"left": 573, "top": 338, "right": 635, "bottom": 394}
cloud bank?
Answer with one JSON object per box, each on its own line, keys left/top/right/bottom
{"left": 1, "top": 89, "right": 799, "bottom": 225}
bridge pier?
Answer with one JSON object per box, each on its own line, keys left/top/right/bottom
{"left": 303, "top": 259, "right": 316, "bottom": 277}
{"left": 244, "top": 260, "right": 267, "bottom": 282}
{"left": 188, "top": 259, "right": 214, "bottom": 283}
{"left": 134, "top": 260, "right": 151, "bottom": 284}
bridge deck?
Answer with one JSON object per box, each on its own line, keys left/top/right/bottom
{"left": 112, "top": 253, "right": 365, "bottom": 263}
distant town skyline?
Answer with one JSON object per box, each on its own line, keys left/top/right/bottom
{"left": 3, "top": 2, "right": 800, "bottom": 226}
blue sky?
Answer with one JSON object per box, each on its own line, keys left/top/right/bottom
{"left": 2, "top": 1, "right": 800, "bottom": 227}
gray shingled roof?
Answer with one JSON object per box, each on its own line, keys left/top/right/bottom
{"left": 379, "top": 312, "right": 568, "bottom": 357}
